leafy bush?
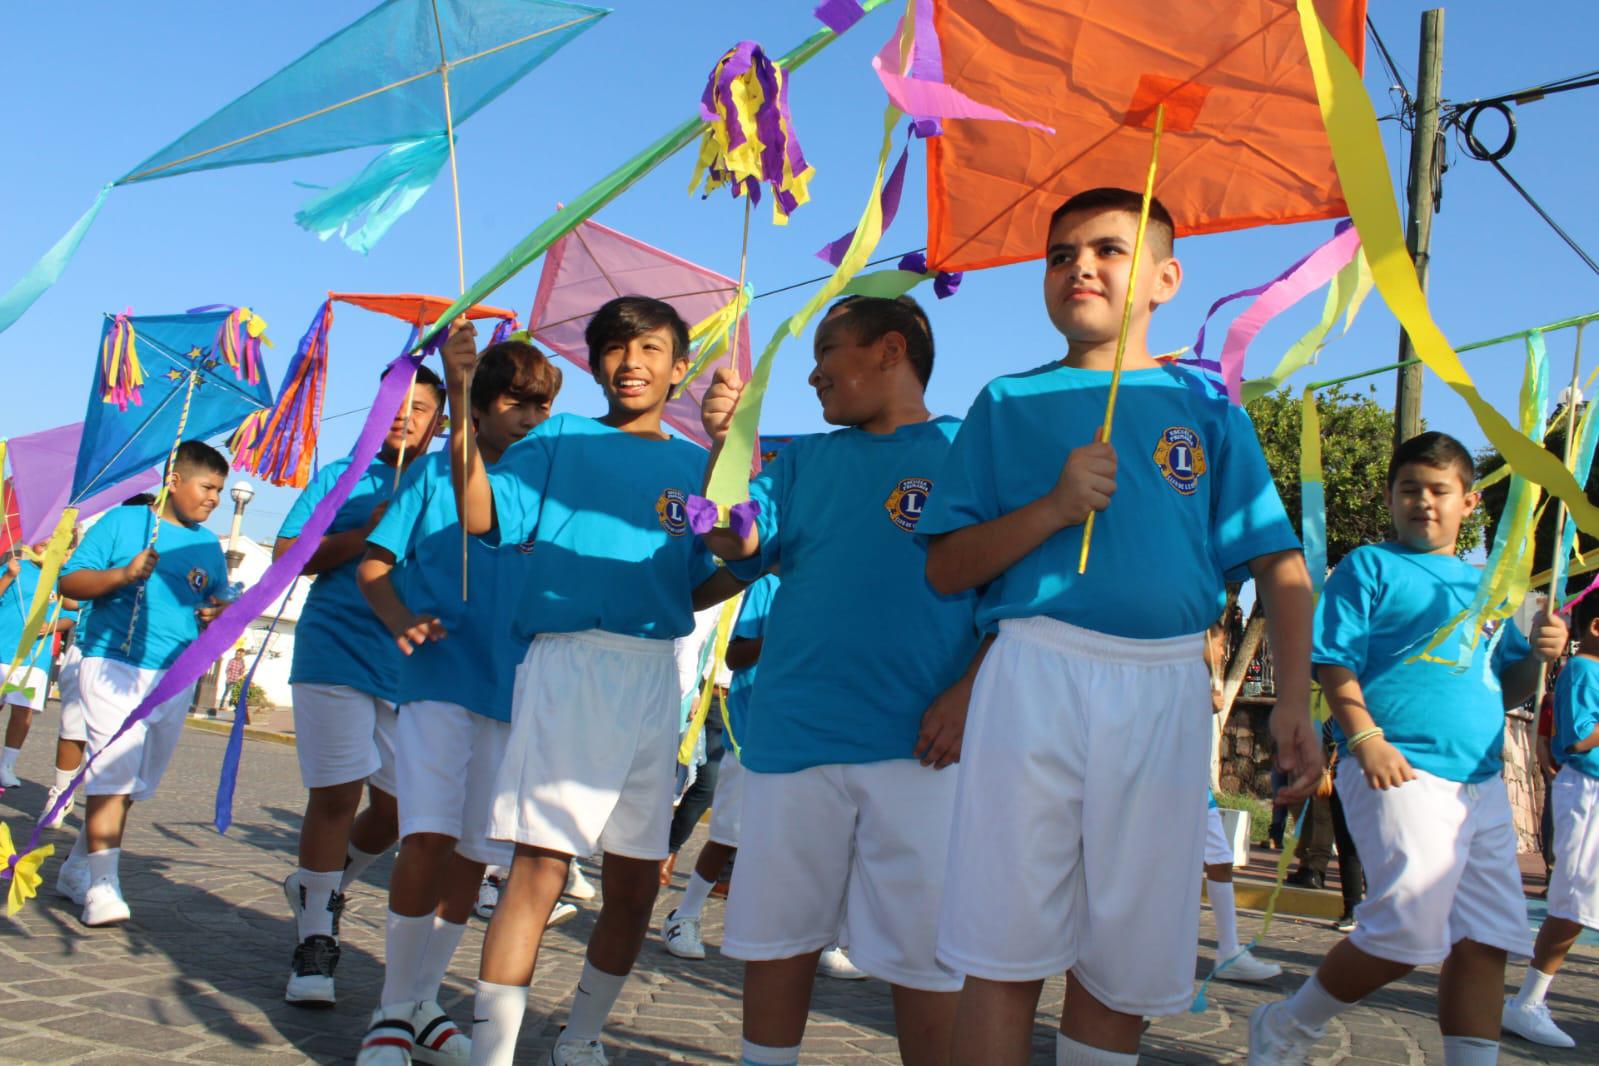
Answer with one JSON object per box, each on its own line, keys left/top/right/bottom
{"left": 1215, "top": 789, "right": 1273, "bottom": 844}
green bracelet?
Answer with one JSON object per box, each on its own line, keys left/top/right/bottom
{"left": 1347, "top": 727, "right": 1384, "bottom": 750}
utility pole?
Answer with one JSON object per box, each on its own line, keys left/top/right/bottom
{"left": 1394, "top": 9, "right": 1445, "bottom": 446}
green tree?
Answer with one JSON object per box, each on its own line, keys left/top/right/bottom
{"left": 1245, "top": 384, "right": 1484, "bottom": 564}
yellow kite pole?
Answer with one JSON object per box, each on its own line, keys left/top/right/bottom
{"left": 1078, "top": 103, "right": 1166, "bottom": 574}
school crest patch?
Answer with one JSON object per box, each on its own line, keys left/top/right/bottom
{"left": 1152, "top": 427, "right": 1206, "bottom": 496}
{"left": 187, "top": 567, "right": 210, "bottom": 594}
{"left": 884, "top": 477, "right": 932, "bottom": 532}
{"left": 656, "top": 488, "right": 690, "bottom": 537}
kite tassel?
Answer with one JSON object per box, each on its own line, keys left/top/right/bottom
{"left": 229, "top": 301, "right": 331, "bottom": 488}
{"left": 691, "top": 42, "right": 814, "bottom": 224}
{"left": 216, "top": 307, "right": 271, "bottom": 386}
{"left": 487, "top": 317, "right": 519, "bottom": 347}
{"left": 100, "top": 311, "right": 145, "bottom": 411}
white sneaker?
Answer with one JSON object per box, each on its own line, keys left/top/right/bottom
{"left": 40, "top": 786, "right": 71, "bottom": 830}
{"left": 355, "top": 1003, "right": 416, "bottom": 1065}
{"left": 475, "top": 876, "right": 501, "bottom": 919}
{"left": 818, "top": 945, "right": 867, "bottom": 980}
{"left": 1247, "top": 1002, "right": 1321, "bottom": 1066}
{"left": 80, "top": 877, "right": 132, "bottom": 926}
{"left": 0, "top": 765, "right": 21, "bottom": 789}
{"left": 550, "top": 1038, "right": 607, "bottom": 1066}
{"left": 547, "top": 901, "right": 578, "bottom": 928}
{"left": 1502, "top": 995, "right": 1576, "bottom": 1048}
{"left": 1213, "top": 947, "right": 1283, "bottom": 984}
{"left": 55, "top": 854, "right": 90, "bottom": 906}
{"left": 565, "top": 864, "right": 596, "bottom": 901}
{"left": 661, "top": 909, "right": 705, "bottom": 960}
{"left": 284, "top": 934, "right": 341, "bottom": 1007}
{"left": 411, "top": 999, "right": 471, "bottom": 1065}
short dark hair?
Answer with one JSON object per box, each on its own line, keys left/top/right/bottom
{"left": 584, "top": 296, "right": 690, "bottom": 365}
{"left": 472, "top": 340, "right": 563, "bottom": 412}
{"left": 1387, "top": 431, "right": 1475, "bottom": 489}
{"left": 824, "top": 294, "right": 936, "bottom": 387}
{"left": 1048, "top": 187, "right": 1176, "bottom": 259}
{"left": 169, "top": 439, "right": 229, "bottom": 480}
{"left": 1571, "top": 590, "right": 1599, "bottom": 641}
{"left": 380, "top": 362, "right": 446, "bottom": 407}
{"left": 121, "top": 492, "right": 157, "bottom": 507}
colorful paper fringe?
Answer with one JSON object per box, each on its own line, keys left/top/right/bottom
{"left": 230, "top": 300, "right": 332, "bottom": 488}
{"left": 0, "top": 822, "right": 52, "bottom": 918}
{"left": 675, "top": 286, "right": 753, "bottom": 398}
{"left": 214, "top": 307, "right": 271, "bottom": 386}
{"left": 487, "top": 317, "right": 520, "bottom": 347}
{"left": 99, "top": 312, "right": 145, "bottom": 411}
{"left": 689, "top": 41, "right": 815, "bottom": 225}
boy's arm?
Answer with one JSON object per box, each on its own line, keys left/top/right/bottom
{"left": 1500, "top": 609, "right": 1567, "bottom": 708}
{"left": 0, "top": 557, "right": 17, "bottom": 597}
{"left": 356, "top": 546, "right": 446, "bottom": 655}
{"left": 1571, "top": 724, "right": 1599, "bottom": 755}
{"left": 58, "top": 548, "right": 157, "bottom": 601}
{"left": 914, "top": 633, "right": 995, "bottom": 770}
{"left": 1537, "top": 732, "right": 1560, "bottom": 776}
{"left": 725, "top": 636, "right": 762, "bottom": 671}
{"left": 924, "top": 440, "right": 1116, "bottom": 596}
{"left": 441, "top": 319, "right": 496, "bottom": 535}
{"left": 1317, "top": 664, "right": 1416, "bottom": 790}
{"left": 692, "top": 567, "right": 747, "bottom": 611}
{"left": 273, "top": 507, "right": 386, "bottom": 574}
{"left": 1249, "top": 548, "right": 1324, "bottom": 799}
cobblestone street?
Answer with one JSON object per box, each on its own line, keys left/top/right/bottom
{"left": 0, "top": 722, "right": 1593, "bottom": 1063}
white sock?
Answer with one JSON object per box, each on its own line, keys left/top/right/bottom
{"left": 1281, "top": 974, "right": 1350, "bottom": 1032}
{"left": 380, "top": 910, "right": 435, "bottom": 1007}
{"left": 741, "top": 1038, "right": 801, "bottom": 1065}
{"left": 676, "top": 872, "right": 717, "bottom": 921}
{"left": 1441, "top": 1036, "right": 1499, "bottom": 1065}
{"left": 1056, "top": 1032, "right": 1138, "bottom": 1064}
{"left": 415, "top": 916, "right": 468, "bottom": 1003}
{"left": 1208, "top": 878, "right": 1240, "bottom": 959}
{"left": 469, "top": 980, "right": 527, "bottom": 1066}
{"left": 558, "top": 960, "right": 627, "bottom": 1045}
{"left": 341, "top": 844, "right": 383, "bottom": 889}
{"left": 52, "top": 766, "right": 74, "bottom": 792}
{"left": 296, "top": 867, "right": 344, "bottom": 940}
{"left": 86, "top": 847, "right": 119, "bottom": 884}
{"left": 2, "top": 746, "right": 20, "bottom": 772}
{"left": 67, "top": 829, "right": 88, "bottom": 864}
{"left": 1513, "top": 966, "right": 1554, "bottom": 1009}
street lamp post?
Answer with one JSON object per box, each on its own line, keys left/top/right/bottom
{"left": 193, "top": 481, "right": 254, "bottom": 716}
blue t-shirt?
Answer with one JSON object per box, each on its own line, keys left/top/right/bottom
{"left": 725, "top": 573, "right": 779, "bottom": 744}
{"left": 65, "top": 507, "right": 227, "bottom": 670}
{"left": 1312, "top": 541, "right": 1533, "bottom": 784}
{"left": 0, "top": 560, "right": 52, "bottom": 673}
{"left": 727, "top": 420, "right": 980, "bottom": 772}
{"left": 280, "top": 455, "right": 406, "bottom": 701}
{"left": 368, "top": 448, "right": 522, "bottom": 721}
{"left": 918, "top": 363, "right": 1299, "bottom": 638}
{"left": 486, "top": 414, "right": 718, "bottom": 641}
{"left": 1554, "top": 656, "right": 1599, "bottom": 780}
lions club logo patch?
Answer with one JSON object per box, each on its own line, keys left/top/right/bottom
{"left": 884, "top": 477, "right": 932, "bottom": 532}
{"left": 1152, "top": 427, "right": 1206, "bottom": 495}
{"left": 187, "top": 567, "right": 210, "bottom": 594}
{"left": 656, "top": 489, "right": 690, "bottom": 537}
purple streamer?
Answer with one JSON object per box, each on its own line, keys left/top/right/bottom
{"left": 933, "top": 271, "right": 962, "bottom": 299}
{"left": 5, "top": 352, "right": 423, "bottom": 882}
{"left": 816, "top": 139, "right": 910, "bottom": 266}
{"left": 727, "top": 500, "right": 760, "bottom": 540}
{"left": 814, "top": 0, "right": 866, "bottom": 34}
{"left": 488, "top": 318, "right": 517, "bottom": 347}
{"left": 213, "top": 589, "right": 293, "bottom": 834}
{"left": 685, "top": 496, "right": 761, "bottom": 539}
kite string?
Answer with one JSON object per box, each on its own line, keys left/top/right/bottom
{"left": 1078, "top": 103, "right": 1166, "bottom": 574}
{"left": 123, "top": 369, "right": 200, "bottom": 655}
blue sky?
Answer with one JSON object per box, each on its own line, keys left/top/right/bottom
{"left": 2, "top": 1, "right": 1595, "bottom": 543}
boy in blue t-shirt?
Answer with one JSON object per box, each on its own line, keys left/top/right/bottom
{"left": 661, "top": 572, "right": 777, "bottom": 960}
{"left": 352, "top": 340, "right": 560, "bottom": 1064}
{"left": 1504, "top": 594, "right": 1599, "bottom": 1050}
{"left": 0, "top": 550, "right": 75, "bottom": 789}
{"left": 277, "top": 363, "right": 445, "bottom": 1008}
{"left": 1252, "top": 431, "right": 1566, "bottom": 1065}
{"left": 918, "top": 188, "right": 1318, "bottom": 1064}
{"left": 54, "top": 442, "right": 229, "bottom": 927}
{"left": 441, "top": 296, "right": 733, "bottom": 1066}
{"left": 695, "top": 295, "right": 984, "bottom": 1066}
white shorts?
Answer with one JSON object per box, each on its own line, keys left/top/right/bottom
{"left": 291, "top": 683, "right": 398, "bottom": 791}
{"left": 707, "top": 746, "right": 746, "bottom": 847}
{"left": 937, "top": 617, "right": 1210, "bottom": 1016}
{"left": 725, "top": 758, "right": 961, "bottom": 992}
{"left": 1, "top": 664, "right": 48, "bottom": 712}
{"left": 75, "top": 657, "right": 193, "bottom": 801}
{"left": 1339, "top": 760, "right": 1532, "bottom": 964}
{"left": 396, "top": 701, "right": 514, "bottom": 866}
{"left": 1205, "top": 804, "right": 1234, "bottom": 868}
{"left": 490, "top": 630, "right": 679, "bottom": 861}
{"left": 1547, "top": 766, "right": 1599, "bottom": 929}
{"left": 58, "top": 645, "right": 86, "bottom": 741}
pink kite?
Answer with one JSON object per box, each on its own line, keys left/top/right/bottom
{"left": 529, "top": 219, "right": 754, "bottom": 448}
{"left": 5, "top": 422, "right": 161, "bottom": 545}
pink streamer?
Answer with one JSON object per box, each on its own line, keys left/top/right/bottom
{"left": 872, "top": 17, "right": 1052, "bottom": 135}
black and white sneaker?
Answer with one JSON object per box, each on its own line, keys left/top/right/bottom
{"left": 285, "top": 934, "right": 341, "bottom": 1006}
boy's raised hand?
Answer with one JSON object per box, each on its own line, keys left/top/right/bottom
{"left": 440, "top": 317, "right": 478, "bottom": 385}
{"left": 701, "top": 366, "right": 744, "bottom": 445}
{"left": 4, "top": 557, "right": 18, "bottom": 579}
{"left": 390, "top": 613, "right": 447, "bottom": 655}
{"left": 1046, "top": 437, "right": 1117, "bottom": 528}
{"left": 122, "top": 548, "right": 158, "bottom": 585}
{"left": 1529, "top": 603, "right": 1569, "bottom": 662}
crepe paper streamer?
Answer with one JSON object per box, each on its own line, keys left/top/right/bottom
{"left": 815, "top": 0, "right": 867, "bottom": 34}
{"left": 1550, "top": 363, "right": 1599, "bottom": 607}
{"left": 677, "top": 596, "right": 743, "bottom": 765}
{"left": 895, "top": 252, "right": 963, "bottom": 300}
{"left": 0, "top": 511, "right": 75, "bottom": 709}
{"left": 100, "top": 312, "right": 146, "bottom": 411}
{"left": 675, "top": 285, "right": 755, "bottom": 399}
{"left": 14, "top": 352, "right": 423, "bottom": 872}
{"left": 210, "top": 307, "right": 272, "bottom": 387}
{"left": 816, "top": 135, "right": 910, "bottom": 267}
{"left": 690, "top": 41, "right": 816, "bottom": 225}
{"left": 295, "top": 135, "right": 452, "bottom": 254}
{"left": 214, "top": 589, "right": 295, "bottom": 834}
{"left": 1240, "top": 247, "right": 1374, "bottom": 404}
{"left": 0, "top": 185, "right": 111, "bottom": 337}
{"left": 487, "top": 317, "right": 521, "bottom": 348}
{"left": 1411, "top": 334, "right": 1549, "bottom": 668}
{"left": 705, "top": 104, "right": 907, "bottom": 511}
{"left": 1077, "top": 104, "right": 1166, "bottom": 576}
{"left": 1297, "top": 0, "right": 1599, "bottom": 543}
{"left": 0, "top": 822, "right": 53, "bottom": 917}
{"left": 685, "top": 497, "right": 760, "bottom": 539}
{"left": 1300, "top": 387, "right": 1327, "bottom": 597}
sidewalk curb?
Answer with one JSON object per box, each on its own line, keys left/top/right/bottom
{"left": 184, "top": 716, "right": 297, "bottom": 748}
{"left": 1217, "top": 877, "right": 1343, "bottom": 921}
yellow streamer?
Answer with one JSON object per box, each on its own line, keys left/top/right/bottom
{"left": 1296, "top": 0, "right": 1599, "bottom": 540}
{"left": 674, "top": 286, "right": 752, "bottom": 398}
{"left": 677, "top": 596, "right": 741, "bottom": 764}
{"left": 0, "top": 822, "right": 52, "bottom": 917}
{"left": 1, "top": 510, "right": 75, "bottom": 696}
